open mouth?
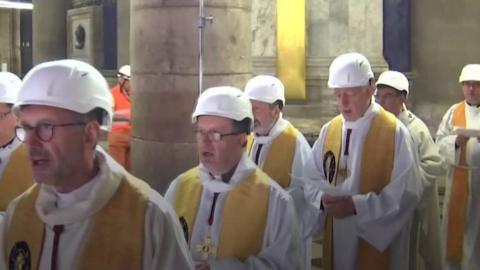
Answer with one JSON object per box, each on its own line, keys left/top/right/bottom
{"left": 201, "top": 151, "right": 214, "bottom": 158}
{"left": 31, "top": 158, "right": 49, "bottom": 167}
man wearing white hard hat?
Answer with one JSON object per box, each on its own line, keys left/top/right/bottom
{"left": 166, "top": 86, "right": 301, "bottom": 270}
{"left": 303, "top": 52, "right": 422, "bottom": 270}
{"left": 108, "top": 64, "right": 132, "bottom": 170}
{"left": 376, "top": 70, "right": 444, "bottom": 270}
{"left": 244, "top": 75, "right": 311, "bottom": 269}
{"left": 436, "top": 64, "right": 480, "bottom": 270}
{"left": 0, "top": 60, "right": 193, "bottom": 270}
{"left": 0, "top": 72, "right": 33, "bottom": 212}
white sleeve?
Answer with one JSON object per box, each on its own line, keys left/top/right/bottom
{"left": 302, "top": 125, "right": 330, "bottom": 238}
{"left": 291, "top": 132, "right": 312, "bottom": 181}
{"left": 164, "top": 176, "right": 181, "bottom": 204}
{"left": 210, "top": 189, "right": 301, "bottom": 270}
{"left": 288, "top": 132, "right": 312, "bottom": 225}
{"left": 143, "top": 190, "right": 194, "bottom": 270}
{"left": 435, "top": 105, "right": 458, "bottom": 166}
{"left": 412, "top": 121, "right": 444, "bottom": 186}
{"left": 0, "top": 211, "right": 7, "bottom": 269}
{"left": 352, "top": 123, "right": 422, "bottom": 251}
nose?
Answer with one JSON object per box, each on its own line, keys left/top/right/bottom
{"left": 375, "top": 95, "right": 384, "bottom": 105}
{"left": 197, "top": 132, "right": 213, "bottom": 145}
{"left": 23, "top": 130, "right": 43, "bottom": 147}
{"left": 339, "top": 94, "right": 349, "bottom": 107}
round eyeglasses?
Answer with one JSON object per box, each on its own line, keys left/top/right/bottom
{"left": 16, "top": 122, "right": 86, "bottom": 142}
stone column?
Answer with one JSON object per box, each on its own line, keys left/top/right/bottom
{"left": 131, "top": 0, "right": 252, "bottom": 193}
{"left": 32, "top": 0, "right": 72, "bottom": 64}
{"left": 117, "top": 0, "right": 130, "bottom": 67}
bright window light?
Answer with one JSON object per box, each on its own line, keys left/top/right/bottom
{"left": 0, "top": 1, "right": 33, "bottom": 10}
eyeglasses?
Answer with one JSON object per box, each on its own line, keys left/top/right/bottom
{"left": 462, "top": 81, "right": 480, "bottom": 88}
{"left": 0, "top": 110, "right": 11, "bottom": 120}
{"left": 195, "top": 129, "right": 242, "bottom": 142}
{"left": 16, "top": 122, "right": 86, "bottom": 142}
{"left": 374, "top": 92, "right": 402, "bottom": 102}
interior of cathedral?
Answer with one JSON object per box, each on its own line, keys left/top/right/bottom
{"left": 0, "top": 1, "right": 479, "bottom": 268}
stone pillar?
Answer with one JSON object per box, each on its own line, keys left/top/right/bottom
{"left": 0, "top": 9, "right": 20, "bottom": 74}
{"left": 117, "top": 0, "right": 130, "bottom": 67}
{"left": 131, "top": 0, "right": 252, "bottom": 193}
{"left": 32, "top": 0, "right": 72, "bottom": 64}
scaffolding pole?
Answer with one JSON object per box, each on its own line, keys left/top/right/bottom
{"left": 198, "top": 0, "right": 213, "bottom": 95}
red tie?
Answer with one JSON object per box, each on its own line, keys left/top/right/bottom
{"left": 51, "top": 225, "right": 64, "bottom": 270}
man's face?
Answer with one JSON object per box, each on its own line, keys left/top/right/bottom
{"left": 461, "top": 81, "right": 480, "bottom": 106}
{"left": 334, "top": 86, "right": 375, "bottom": 121}
{"left": 250, "top": 100, "right": 279, "bottom": 136}
{"left": 196, "top": 115, "right": 246, "bottom": 175}
{"left": 0, "top": 103, "right": 15, "bottom": 137}
{"left": 118, "top": 77, "right": 131, "bottom": 97}
{"left": 17, "top": 105, "right": 94, "bottom": 192}
{"left": 375, "top": 86, "right": 405, "bottom": 116}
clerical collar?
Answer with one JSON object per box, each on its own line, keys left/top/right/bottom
{"left": 208, "top": 165, "right": 237, "bottom": 184}
{"left": 466, "top": 102, "right": 480, "bottom": 108}
{"left": 0, "top": 137, "right": 15, "bottom": 150}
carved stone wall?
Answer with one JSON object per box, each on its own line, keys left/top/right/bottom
{"left": 251, "top": 0, "right": 388, "bottom": 134}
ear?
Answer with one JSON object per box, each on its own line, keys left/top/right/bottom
{"left": 273, "top": 104, "right": 281, "bottom": 117}
{"left": 366, "top": 84, "right": 376, "bottom": 96}
{"left": 239, "top": 133, "right": 248, "bottom": 147}
{"left": 84, "top": 121, "right": 101, "bottom": 150}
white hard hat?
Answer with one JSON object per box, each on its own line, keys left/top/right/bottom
{"left": 192, "top": 86, "right": 253, "bottom": 125}
{"left": 328, "top": 52, "right": 374, "bottom": 88}
{"left": 0, "top": 72, "right": 21, "bottom": 104}
{"left": 376, "top": 70, "right": 409, "bottom": 94}
{"left": 459, "top": 64, "right": 480, "bottom": 83}
{"left": 244, "top": 75, "right": 285, "bottom": 105}
{"left": 117, "top": 65, "right": 131, "bottom": 79}
{"left": 14, "top": 59, "right": 113, "bottom": 130}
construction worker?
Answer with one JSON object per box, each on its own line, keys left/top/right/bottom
{"left": 166, "top": 86, "right": 301, "bottom": 269}
{"left": 0, "top": 72, "right": 33, "bottom": 211}
{"left": 108, "top": 65, "right": 132, "bottom": 170}
{"left": 436, "top": 64, "right": 480, "bottom": 270}
{"left": 0, "top": 60, "right": 193, "bottom": 270}
{"left": 376, "top": 70, "right": 444, "bottom": 270}
{"left": 244, "top": 75, "right": 311, "bottom": 269}
{"left": 303, "top": 52, "right": 422, "bottom": 270}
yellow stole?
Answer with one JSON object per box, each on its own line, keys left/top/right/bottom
{"left": 322, "top": 108, "right": 396, "bottom": 270}
{"left": 446, "top": 101, "right": 469, "bottom": 261}
{"left": 174, "top": 167, "right": 269, "bottom": 260}
{"left": 246, "top": 122, "right": 298, "bottom": 188}
{"left": 0, "top": 144, "right": 34, "bottom": 211}
{"left": 5, "top": 174, "right": 149, "bottom": 270}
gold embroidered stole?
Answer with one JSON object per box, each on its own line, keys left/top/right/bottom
{"left": 322, "top": 108, "right": 396, "bottom": 270}
{"left": 0, "top": 144, "right": 33, "bottom": 211}
{"left": 6, "top": 174, "right": 148, "bottom": 270}
{"left": 175, "top": 167, "right": 269, "bottom": 260}
{"left": 246, "top": 122, "right": 298, "bottom": 188}
{"left": 5, "top": 184, "right": 42, "bottom": 270}
{"left": 446, "top": 101, "right": 468, "bottom": 261}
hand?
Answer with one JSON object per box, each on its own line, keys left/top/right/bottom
{"left": 455, "top": 134, "right": 469, "bottom": 148}
{"left": 322, "top": 194, "right": 356, "bottom": 219}
{"left": 195, "top": 262, "right": 211, "bottom": 270}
